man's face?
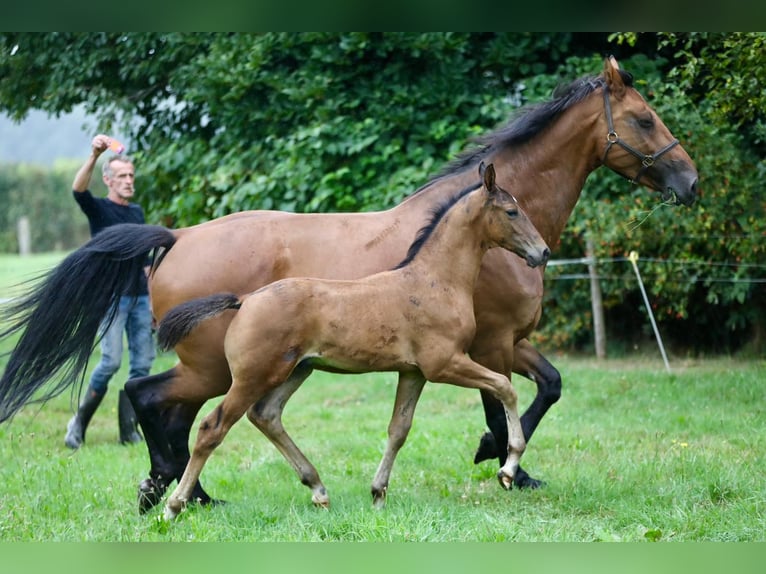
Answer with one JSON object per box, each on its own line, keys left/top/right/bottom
{"left": 104, "top": 160, "right": 135, "bottom": 201}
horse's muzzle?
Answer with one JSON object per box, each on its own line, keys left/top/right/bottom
{"left": 527, "top": 247, "right": 550, "bottom": 268}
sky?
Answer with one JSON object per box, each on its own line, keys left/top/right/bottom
{"left": 0, "top": 106, "right": 98, "bottom": 166}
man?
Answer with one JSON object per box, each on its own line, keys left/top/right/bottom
{"left": 64, "top": 134, "right": 154, "bottom": 449}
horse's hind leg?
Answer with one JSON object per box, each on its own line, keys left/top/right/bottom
{"left": 125, "top": 369, "right": 180, "bottom": 512}
{"left": 127, "top": 364, "right": 228, "bottom": 514}
{"left": 370, "top": 370, "right": 426, "bottom": 509}
{"left": 164, "top": 379, "right": 254, "bottom": 520}
{"left": 165, "top": 402, "right": 217, "bottom": 505}
{"left": 246, "top": 363, "right": 330, "bottom": 508}
{"left": 473, "top": 339, "right": 561, "bottom": 489}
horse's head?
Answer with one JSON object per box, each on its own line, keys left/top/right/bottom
{"left": 600, "top": 56, "right": 699, "bottom": 207}
{"left": 480, "top": 162, "right": 550, "bottom": 268}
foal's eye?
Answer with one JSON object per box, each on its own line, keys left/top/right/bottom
{"left": 506, "top": 209, "right": 519, "bottom": 219}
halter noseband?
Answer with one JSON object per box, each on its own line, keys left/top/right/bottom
{"left": 601, "top": 85, "right": 679, "bottom": 186}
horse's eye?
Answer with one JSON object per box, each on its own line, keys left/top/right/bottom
{"left": 638, "top": 117, "right": 654, "bottom": 129}
{"left": 506, "top": 209, "right": 519, "bottom": 219}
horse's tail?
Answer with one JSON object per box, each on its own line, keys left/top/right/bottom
{"left": 0, "top": 223, "right": 177, "bottom": 423}
{"left": 156, "top": 293, "right": 242, "bottom": 352}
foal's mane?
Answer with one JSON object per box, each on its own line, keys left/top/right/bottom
{"left": 412, "top": 69, "right": 634, "bottom": 193}
{"left": 394, "top": 181, "right": 482, "bottom": 270}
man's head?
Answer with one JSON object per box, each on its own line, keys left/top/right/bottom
{"left": 102, "top": 155, "right": 136, "bottom": 205}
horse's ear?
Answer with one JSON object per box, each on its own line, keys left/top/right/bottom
{"left": 482, "top": 162, "right": 496, "bottom": 192}
{"left": 478, "top": 160, "right": 486, "bottom": 178}
{"left": 603, "top": 55, "right": 626, "bottom": 100}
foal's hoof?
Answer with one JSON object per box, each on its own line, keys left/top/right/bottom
{"left": 371, "top": 486, "right": 387, "bottom": 510}
{"left": 497, "top": 470, "right": 514, "bottom": 491}
{"left": 311, "top": 487, "right": 330, "bottom": 509}
{"left": 138, "top": 477, "right": 168, "bottom": 515}
{"left": 164, "top": 500, "right": 184, "bottom": 521}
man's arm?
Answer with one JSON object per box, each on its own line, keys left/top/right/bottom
{"left": 72, "top": 134, "right": 110, "bottom": 192}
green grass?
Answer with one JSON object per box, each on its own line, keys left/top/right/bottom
{"left": 0, "top": 254, "right": 764, "bottom": 541}
{"left": 0, "top": 251, "right": 69, "bottom": 294}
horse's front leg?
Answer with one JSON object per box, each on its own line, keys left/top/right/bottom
{"left": 473, "top": 338, "right": 561, "bottom": 489}
{"left": 246, "top": 363, "right": 330, "bottom": 508}
{"left": 427, "top": 354, "right": 525, "bottom": 490}
{"left": 165, "top": 382, "right": 253, "bottom": 520}
{"left": 370, "top": 370, "right": 426, "bottom": 508}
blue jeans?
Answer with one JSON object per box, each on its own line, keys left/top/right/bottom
{"left": 88, "top": 295, "right": 155, "bottom": 395}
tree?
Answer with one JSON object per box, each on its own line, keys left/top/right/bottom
{"left": 1, "top": 33, "right": 763, "bottom": 353}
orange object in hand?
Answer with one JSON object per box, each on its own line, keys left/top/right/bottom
{"left": 108, "top": 138, "right": 125, "bottom": 154}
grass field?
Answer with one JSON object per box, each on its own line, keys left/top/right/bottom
{"left": 0, "top": 253, "right": 764, "bottom": 541}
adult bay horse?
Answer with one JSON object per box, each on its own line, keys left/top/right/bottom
{"left": 0, "top": 57, "right": 698, "bottom": 513}
{"left": 158, "top": 163, "right": 550, "bottom": 517}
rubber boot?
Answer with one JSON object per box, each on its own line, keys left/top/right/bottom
{"left": 118, "top": 389, "right": 143, "bottom": 444}
{"left": 64, "top": 389, "right": 105, "bottom": 449}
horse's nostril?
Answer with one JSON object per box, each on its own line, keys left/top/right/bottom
{"left": 543, "top": 248, "right": 551, "bottom": 260}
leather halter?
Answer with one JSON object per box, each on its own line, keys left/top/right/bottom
{"left": 601, "top": 85, "right": 679, "bottom": 186}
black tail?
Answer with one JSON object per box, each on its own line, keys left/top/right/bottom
{"left": 157, "top": 293, "right": 241, "bottom": 352}
{"left": 0, "top": 223, "right": 176, "bottom": 423}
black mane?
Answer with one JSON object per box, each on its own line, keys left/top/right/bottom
{"left": 394, "top": 181, "right": 482, "bottom": 270}
{"left": 416, "top": 70, "right": 634, "bottom": 188}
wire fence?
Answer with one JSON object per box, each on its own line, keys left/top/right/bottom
{"left": 546, "top": 256, "right": 766, "bottom": 283}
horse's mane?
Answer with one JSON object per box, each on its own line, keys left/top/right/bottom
{"left": 410, "top": 69, "right": 634, "bottom": 193}
{"left": 394, "top": 181, "right": 482, "bottom": 270}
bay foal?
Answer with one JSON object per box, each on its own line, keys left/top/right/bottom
{"left": 158, "top": 164, "right": 549, "bottom": 518}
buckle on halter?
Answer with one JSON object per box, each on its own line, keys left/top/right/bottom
{"left": 642, "top": 156, "right": 655, "bottom": 167}
{"left": 607, "top": 131, "right": 619, "bottom": 143}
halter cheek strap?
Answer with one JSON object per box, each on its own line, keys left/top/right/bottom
{"left": 601, "top": 85, "right": 679, "bottom": 185}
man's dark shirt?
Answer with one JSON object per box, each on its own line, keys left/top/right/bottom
{"left": 73, "top": 190, "right": 149, "bottom": 296}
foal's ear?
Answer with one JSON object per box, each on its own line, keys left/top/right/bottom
{"left": 481, "top": 162, "right": 496, "bottom": 192}
{"left": 603, "top": 55, "right": 626, "bottom": 100}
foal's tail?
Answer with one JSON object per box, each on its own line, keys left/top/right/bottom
{"left": 0, "top": 223, "right": 177, "bottom": 423}
{"left": 157, "top": 293, "right": 242, "bottom": 351}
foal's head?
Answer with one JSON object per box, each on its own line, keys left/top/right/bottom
{"left": 479, "top": 162, "right": 549, "bottom": 268}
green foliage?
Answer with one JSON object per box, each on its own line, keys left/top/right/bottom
{"left": 0, "top": 161, "right": 90, "bottom": 253}
{"left": 530, "top": 51, "right": 766, "bottom": 354}
{"left": 1, "top": 33, "right": 764, "bottom": 353}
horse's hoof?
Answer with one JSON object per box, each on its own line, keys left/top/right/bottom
{"left": 473, "top": 432, "right": 497, "bottom": 464}
{"left": 371, "top": 486, "right": 387, "bottom": 510}
{"left": 138, "top": 477, "right": 168, "bottom": 515}
{"left": 311, "top": 488, "right": 330, "bottom": 509}
{"left": 164, "top": 498, "right": 186, "bottom": 520}
{"left": 496, "top": 470, "right": 514, "bottom": 490}
{"left": 514, "top": 469, "right": 545, "bottom": 490}
{"left": 163, "top": 505, "right": 179, "bottom": 521}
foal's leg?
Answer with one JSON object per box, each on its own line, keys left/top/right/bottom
{"left": 165, "top": 402, "right": 217, "bottom": 504}
{"left": 429, "top": 354, "right": 525, "bottom": 489}
{"left": 473, "top": 339, "right": 561, "bottom": 488}
{"left": 246, "top": 364, "right": 331, "bottom": 508}
{"left": 370, "top": 370, "right": 426, "bottom": 508}
{"left": 126, "top": 369, "right": 185, "bottom": 511}
{"left": 164, "top": 379, "right": 255, "bottom": 520}
{"left": 127, "top": 364, "right": 228, "bottom": 513}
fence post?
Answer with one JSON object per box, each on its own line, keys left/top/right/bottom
{"left": 586, "top": 236, "right": 606, "bottom": 359}
{"left": 17, "top": 215, "right": 31, "bottom": 256}
{"left": 628, "top": 251, "right": 671, "bottom": 373}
